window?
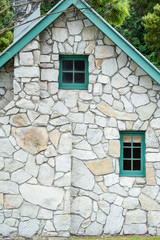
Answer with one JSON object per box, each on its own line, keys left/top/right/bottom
{"left": 59, "top": 55, "right": 88, "bottom": 89}
{"left": 120, "top": 132, "right": 145, "bottom": 177}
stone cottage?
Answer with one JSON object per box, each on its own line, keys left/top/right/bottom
{"left": 0, "top": 0, "right": 160, "bottom": 238}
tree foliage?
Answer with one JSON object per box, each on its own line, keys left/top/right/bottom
{"left": 115, "top": 3, "right": 160, "bottom": 69}
{"left": 0, "top": 0, "right": 13, "bottom": 53}
{"left": 143, "top": 4, "right": 160, "bottom": 63}
{"left": 129, "top": 0, "right": 160, "bottom": 18}
{"left": 86, "top": 0, "right": 129, "bottom": 25}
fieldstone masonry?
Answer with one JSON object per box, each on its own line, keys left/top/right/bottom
{"left": 0, "top": 6, "right": 160, "bottom": 238}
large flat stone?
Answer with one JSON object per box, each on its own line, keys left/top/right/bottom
{"left": 109, "top": 140, "right": 120, "bottom": 157}
{"left": 104, "top": 205, "right": 124, "bottom": 234}
{"left": 54, "top": 214, "right": 70, "bottom": 231}
{"left": 136, "top": 102, "right": 157, "bottom": 121}
{"left": 72, "top": 159, "right": 94, "bottom": 190}
{"left": 59, "top": 133, "right": 72, "bottom": 154}
{"left": 10, "top": 114, "right": 30, "bottom": 127}
{"left": 11, "top": 169, "right": 32, "bottom": 184}
{"left": 82, "top": 26, "right": 98, "bottom": 40}
{"left": 24, "top": 82, "right": 40, "bottom": 96}
{"left": 14, "top": 67, "right": 39, "bottom": 78}
{"left": 139, "top": 193, "right": 160, "bottom": 211}
{"left": 125, "top": 209, "right": 146, "bottom": 224}
{"left": 71, "top": 196, "right": 92, "bottom": 219}
{"left": 52, "top": 28, "right": 68, "bottom": 42}
{"left": 87, "top": 128, "right": 103, "bottom": 145}
{"left": 95, "top": 46, "right": 115, "bottom": 59}
{"left": 20, "top": 183, "right": 64, "bottom": 210}
{"left": 86, "top": 158, "right": 113, "bottom": 175}
{"left": 102, "top": 58, "right": 118, "bottom": 76}
{"left": 72, "top": 149, "right": 97, "bottom": 160}
{"left": 0, "top": 181, "right": 19, "bottom": 194}
{"left": 0, "top": 139, "right": 15, "bottom": 157}
{"left": 55, "top": 154, "right": 71, "bottom": 172}
{"left": 111, "top": 73, "right": 128, "bottom": 89}
{"left": 85, "top": 221, "right": 103, "bottom": 235}
{"left": 122, "top": 197, "right": 139, "bottom": 209}
{"left": 124, "top": 224, "right": 147, "bottom": 235}
{"left": 19, "top": 202, "right": 39, "bottom": 218}
{"left": 38, "top": 164, "right": 54, "bottom": 186}
{"left": 148, "top": 211, "right": 160, "bottom": 227}
{"left": 4, "top": 194, "right": 23, "bottom": 209}
{"left": 0, "top": 224, "right": 16, "bottom": 237}
{"left": 41, "top": 69, "right": 58, "bottom": 81}
{"left": 13, "top": 126, "right": 48, "bottom": 155}
{"left": 67, "top": 20, "right": 83, "bottom": 35}
{"left": 70, "top": 215, "right": 83, "bottom": 234}
{"left": 97, "top": 101, "right": 138, "bottom": 121}
{"left": 19, "top": 219, "right": 40, "bottom": 238}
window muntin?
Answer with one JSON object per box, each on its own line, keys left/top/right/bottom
{"left": 120, "top": 132, "right": 145, "bottom": 177}
{"left": 59, "top": 56, "right": 88, "bottom": 89}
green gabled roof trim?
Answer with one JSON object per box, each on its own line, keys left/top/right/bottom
{"left": 0, "top": 0, "right": 159, "bottom": 84}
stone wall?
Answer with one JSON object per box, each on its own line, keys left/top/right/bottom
{"left": 0, "top": 6, "right": 160, "bottom": 238}
{"left": 0, "top": 59, "right": 14, "bottom": 110}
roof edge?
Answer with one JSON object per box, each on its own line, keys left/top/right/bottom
{"left": 0, "top": 0, "right": 159, "bottom": 84}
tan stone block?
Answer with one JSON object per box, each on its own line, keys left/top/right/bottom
{"left": 109, "top": 140, "right": 120, "bottom": 157}
{"left": 4, "top": 194, "right": 23, "bottom": 209}
{"left": 85, "top": 42, "right": 95, "bottom": 54}
{"left": 86, "top": 158, "right": 113, "bottom": 176}
{"left": 49, "top": 129, "right": 60, "bottom": 148}
{"left": 104, "top": 36, "right": 115, "bottom": 45}
{"left": 10, "top": 114, "right": 30, "bottom": 127}
{"left": 96, "top": 60, "right": 102, "bottom": 69}
{"left": 95, "top": 46, "right": 115, "bottom": 59}
{"left": 82, "top": 26, "right": 98, "bottom": 41}
{"left": 78, "top": 101, "right": 89, "bottom": 112}
{"left": 13, "top": 126, "right": 48, "bottom": 155}
{"left": 146, "top": 163, "right": 155, "bottom": 185}
{"left": 139, "top": 193, "right": 160, "bottom": 211}
{"left": 97, "top": 101, "right": 138, "bottom": 121}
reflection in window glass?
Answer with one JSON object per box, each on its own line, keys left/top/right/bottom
{"left": 75, "top": 60, "right": 85, "bottom": 71}
{"left": 62, "top": 60, "right": 73, "bottom": 71}
{"left": 62, "top": 72, "right": 73, "bottom": 83}
{"left": 133, "top": 160, "right": 141, "bottom": 170}
{"left": 133, "top": 148, "right": 141, "bottom": 159}
{"left": 123, "top": 148, "right": 131, "bottom": 158}
{"left": 74, "top": 73, "right": 85, "bottom": 84}
{"left": 124, "top": 160, "right": 131, "bottom": 170}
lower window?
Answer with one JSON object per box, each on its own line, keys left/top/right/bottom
{"left": 120, "top": 132, "right": 145, "bottom": 177}
{"left": 59, "top": 55, "right": 88, "bottom": 89}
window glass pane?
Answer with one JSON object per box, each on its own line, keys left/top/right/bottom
{"left": 123, "top": 135, "right": 131, "bottom": 146}
{"left": 133, "top": 160, "right": 141, "bottom": 170}
{"left": 133, "top": 136, "right": 141, "bottom": 146}
{"left": 123, "top": 148, "right": 131, "bottom": 158}
{"left": 62, "top": 72, "right": 73, "bottom": 83}
{"left": 133, "top": 148, "right": 141, "bottom": 159}
{"left": 62, "top": 60, "right": 73, "bottom": 71}
{"left": 123, "top": 160, "right": 131, "bottom": 170}
{"left": 75, "top": 60, "right": 85, "bottom": 71}
{"left": 74, "top": 73, "right": 85, "bottom": 84}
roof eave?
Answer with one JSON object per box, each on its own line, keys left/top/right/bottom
{"left": 0, "top": 0, "right": 159, "bottom": 84}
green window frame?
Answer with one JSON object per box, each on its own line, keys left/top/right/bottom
{"left": 59, "top": 55, "right": 89, "bottom": 89}
{"left": 120, "top": 132, "right": 145, "bottom": 177}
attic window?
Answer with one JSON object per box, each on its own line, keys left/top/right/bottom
{"left": 59, "top": 55, "right": 88, "bottom": 89}
{"left": 119, "top": 132, "right": 145, "bottom": 177}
